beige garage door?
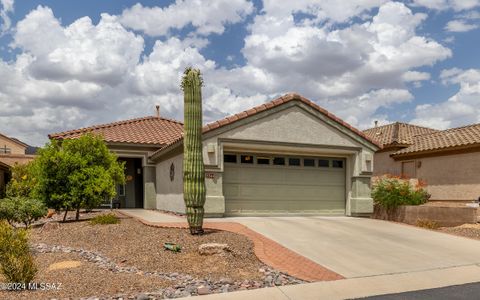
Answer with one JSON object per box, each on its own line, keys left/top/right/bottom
{"left": 223, "top": 153, "right": 346, "bottom": 215}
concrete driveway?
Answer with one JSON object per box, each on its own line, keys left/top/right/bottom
{"left": 220, "top": 216, "right": 480, "bottom": 278}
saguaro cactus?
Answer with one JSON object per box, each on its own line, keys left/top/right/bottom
{"left": 181, "top": 67, "right": 206, "bottom": 235}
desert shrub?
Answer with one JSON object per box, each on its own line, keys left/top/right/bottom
{"left": 0, "top": 221, "right": 37, "bottom": 284}
{"left": 89, "top": 213, "right": 120, "bottom": 225}
{"left": 372, "top": 176, "right": 430, "bottom": 210}
{"left": 416, "top": 219, "right": 439, "bottom": 229}
{"left": 0, "top": 197, "right": 48, "bottom": 228}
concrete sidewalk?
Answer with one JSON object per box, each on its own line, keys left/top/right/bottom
{"left": 181, "top": 265, "right": 480, "bottom": 300}
{"left": 120, "top": 209, "right": 184, "bottom": 223}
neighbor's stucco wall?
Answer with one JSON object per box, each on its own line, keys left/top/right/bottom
{"left": 374, "top": 150, "right": 480, "bottom": 201}
{"left": 373, "top": 150, "right": 402, "bottom": 176}
{"left": 413, "top": 152, "right": 480, "bottom": 201}
{"left": 0, "top": 135, "right": 26, "bottom": 155}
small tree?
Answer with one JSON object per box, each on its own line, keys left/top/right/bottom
{"left": 6, "top": 161, "right": 37, "bottom": 198}
{"left": 35, "top": 134, "right": 125, "bottom": 221}
{"left": 181, "top": 67, "right": 206, "bottom": 235}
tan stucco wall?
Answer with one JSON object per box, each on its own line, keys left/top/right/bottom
{"left": 373, "top": 150, "right": 480, "bottom": 201}
{"left": 155, "top": 102, "right": 377, "bottom": 216}
{"left": 415, "top": 152, "right": 480, "bottom": 201}
{"left": 373, "top": 151, "right": 401, "bottom": 176}
{"left": 156, "top": 152, "right": 185, "bottom": 213}
{"left": 0, "top": 135, "right": 26, "bottom": 155}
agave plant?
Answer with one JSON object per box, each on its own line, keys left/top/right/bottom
{"left": 181, "top": 67, "right": 206, "bottom": 235}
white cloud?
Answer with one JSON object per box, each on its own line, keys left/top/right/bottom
{"left": 0, "top": 0, "right": 14, "bottom": 33}
{"left": 0, "top": 2, "right": 455, "bottom": 146}
{"left": 411, "top": 68, "right": 480, "bottom": 129}
{"left": 119, "top": 0, "right": 254, "bottom": 36}
{"left": 13, "top": 6, "right": 144, "bottom": 85}
{"left": 445, "top": 19, "right": 479, "bottom": 32}
{"left": 412, "top": 0, "right": 480, "bottom": 11}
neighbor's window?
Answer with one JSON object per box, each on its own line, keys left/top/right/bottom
{"left": 303, "top": 158, "right": 315, "bottom": 167}
{"left": 0, "top": 147, "right": 11, "bottom": 154}
{"left": 318, "top": 159, "right": 330, "bottom": 167}
{"left": 288, "top": 158, "right": 301, "bottom": 166}
{"left": 273, "top": 157, "right": 285, "bottom": 165}
{"left": 224, "top": 154, "right": 237, "bottom": 163}
{"left": 257, "top": 157, "right": 271, "bottom": 165}
{"left": 332, "top": 160, "right": 344, "bottom": 168}
{"left": 241, "top": 155, "right": 254, "bottom": 164}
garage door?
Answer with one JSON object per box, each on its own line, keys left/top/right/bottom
{"left": 223, "top": 153, "right": 346, "bottom": 215}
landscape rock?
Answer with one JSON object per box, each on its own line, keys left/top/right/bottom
{"left": 197, "top": 285, "right": 211, "bottom": 295}
{"left": 198, "top": 243, "right": 230, "bottom": 255}
{"left": 41, "top": 222, "right": 60, "bottom": 231}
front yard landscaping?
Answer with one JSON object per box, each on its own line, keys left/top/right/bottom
{"left": 0, "top": 211, "right": 303, "bottom": 299}
{"left": 437, "top": 223, "right": 480, "bottom": 240}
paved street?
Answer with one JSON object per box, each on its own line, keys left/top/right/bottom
{"left": 358, "top": 282, "right": 480, "bottom": 300}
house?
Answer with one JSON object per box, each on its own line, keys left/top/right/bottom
{"left": 364, "top": 122, "right": 480, "bottom": 203}
{"left": 0, "top": 133, "right": 36, "bottom": 197}
{"left": 50, "top": 93, "right": 380, "bottom": 217}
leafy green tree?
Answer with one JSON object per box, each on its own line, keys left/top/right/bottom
{"left": 6, "top": 161, "right": 37, "bottom": 198}
{"left": 35, "top": 134, "right": 125, "bottom": 221}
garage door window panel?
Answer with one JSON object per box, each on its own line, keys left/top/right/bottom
{"left": 288, "top": 158, "right": 301, "bottom": 167}
{"left": 332, "top": 160, "right": 344, "bottom": 168}
{"left": 303, "top": 158, "right": 315, "bottom": 167}
{"left": 241, "top": 155, "right": 254, "bottom": 164}
{"left": 319, "top": 159, "right": 330, "bottom": 168}
{"left": 273, "top": 157, "right": 286, "bottom": 166}
{"left": 257, "top": 157, "right": 271, "bottom": 165}
{"left": 224, "top": 154, "right": 238, "bottom": 164}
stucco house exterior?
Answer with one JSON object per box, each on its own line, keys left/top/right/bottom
{"left": 0, "top": 133, "right": 36, "bottom": 197}
{"left": 364, "top": 122, "right": 480, "bottom": 203}
{"left": 50, "top": 93, "right": 380, "bottom": 217}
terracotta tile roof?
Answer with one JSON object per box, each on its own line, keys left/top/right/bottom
{"left": 392, "top": 123, "right": 480, "bottom": 157}
{"left": 49, "top": 116, "right": 184, "bottom": 146}
{"left": 151, "top": 93, "right": 381, "bottom": 159}
{"left": 363, "top": 122, "right": 438, "bottom": 147}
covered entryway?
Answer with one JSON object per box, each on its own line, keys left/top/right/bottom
{"left": 114, "top": 157, "right": 144, "bottom": 208}
{"left": 223, "top": 153, "right": 346, "bottom": 215}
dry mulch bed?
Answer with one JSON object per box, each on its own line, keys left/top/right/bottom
{"left": 437, "top": 223, "right": 480, "bottom": 240}
{"left": 1, "top": 211, "right": 302, "bottom": 299}
{"left": 30, "top": 212, "right": 263, "bottom": 282}
{"left": 0, "top": 252, "right": 169, "bottom": 300}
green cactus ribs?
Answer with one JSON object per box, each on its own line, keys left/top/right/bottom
{"left": 182, "top": 67, "right": 206, "bottom": 235}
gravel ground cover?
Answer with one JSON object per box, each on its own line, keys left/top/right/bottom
{"left": 1, "top": 211, "right": 303, "bottom": 299}
{"left": 437, "top": 223, "right": 480, "bottom": 240}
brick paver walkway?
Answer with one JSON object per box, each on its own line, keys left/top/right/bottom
{"left": 119, "top": 210, "right": 344, "bottom": 282}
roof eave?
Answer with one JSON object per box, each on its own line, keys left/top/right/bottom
{"left": 391, "top": 143, "right": 480, "bottom": 160}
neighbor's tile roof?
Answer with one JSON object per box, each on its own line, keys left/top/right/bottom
{"left": 392, "top": 123, "right": 480, "bottom": 156}
{"left": 363, "top": 122, "right": 438, "bottom": 147}
{"left": 151, "top": 93, "right": 382, "bottom": 159}
{"left": 49, "top": 116, "right": 184, "bottom": 146}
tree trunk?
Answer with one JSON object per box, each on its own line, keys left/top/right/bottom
{"left": 75, "top": 206, "right": 81, "bottom": 221}
{"left": 63, "top": 208, "right": 69, "bottom": 222}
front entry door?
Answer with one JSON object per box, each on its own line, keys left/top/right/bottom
{"left": 116, "top": 158, "right": 144, "bottom": 208}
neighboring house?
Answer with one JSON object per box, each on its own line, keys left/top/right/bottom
{"left": 364, "top": 122, "right": 480, "bottom": 203}
{"left": 50, "top": 93, "right": 380, "bottom": 217}
{"left": 0, "top": 133, "right": 36, "bottom": 197}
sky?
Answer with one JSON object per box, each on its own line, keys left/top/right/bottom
{"left": 0, "top": 0, "right": 479, "bottom": 146}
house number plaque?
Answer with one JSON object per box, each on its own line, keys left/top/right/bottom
{"left": 205, "top": 173, "right": 215, "bottom": 179}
